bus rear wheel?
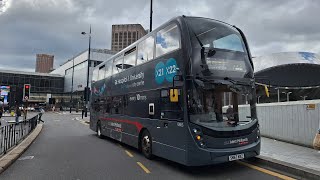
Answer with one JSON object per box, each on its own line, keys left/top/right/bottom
{"left": 141, "top": 130, "right": 153, "bottom": 159}
{"left": 97, "top": 122, "right": 103, "bottom": 138}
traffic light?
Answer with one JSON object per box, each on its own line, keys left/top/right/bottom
{"left": 23, "top": 84, "right": 31, "bottom": 101}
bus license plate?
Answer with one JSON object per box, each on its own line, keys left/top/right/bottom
{"left": 228, "top": 153, "right": 244, "bottom": 161}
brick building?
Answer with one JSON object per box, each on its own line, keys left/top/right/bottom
{"left": 35, "top": 54, "right": 54, "bottom": 73}
{"left": 111, "top": 24, "right": 147, "bottom": 52}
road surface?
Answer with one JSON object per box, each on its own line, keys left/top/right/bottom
{"left": 0, "top": 113, "right": 295, "bottom": 180}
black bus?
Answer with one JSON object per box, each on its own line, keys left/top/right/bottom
{"left": 90, "top": 16, "right": 260, "bottom": 166}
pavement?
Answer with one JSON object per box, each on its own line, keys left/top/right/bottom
{"left": 253, "top": 137, "right": 320, "bottom": 179}
{"left": 0, "top": 123, "right": 43, "bottom": 174}
{"left": 0, "top": 113, "right": 297, "bottom": 180}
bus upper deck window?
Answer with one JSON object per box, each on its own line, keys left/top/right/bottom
{"left": 155, "top": 24, "right": 181, "bottom": 58}
{"left": 113, "top": 56, "right": 124, "bottom": 74}
{"left": 123, "top": 47, "right": 137, "bottom": 69}
{"left": 137, "top": 36, "right": 154, "bottom": 65}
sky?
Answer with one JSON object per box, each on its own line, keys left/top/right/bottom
{"left": 0, "top": 0, "right": 319, "bottom": 72}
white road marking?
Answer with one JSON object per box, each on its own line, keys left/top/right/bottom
{"left": 18, "top": 156, "right": 34, "bottom": 161}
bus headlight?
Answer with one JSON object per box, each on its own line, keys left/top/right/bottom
{"left": 196, "top": 135, "right": 201, "bottom": 141}
{"left": 199, "top": 142, "right": 205, "bottom": 147}
{"left": 191, "top": 127, "right": 206, "bottom": 148}
{"left": 193, "top": 128, "right": 200, "bottom": 134}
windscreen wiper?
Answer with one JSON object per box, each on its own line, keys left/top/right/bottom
{"left": 224, "top": 77, "right": 253, "bottom": 87}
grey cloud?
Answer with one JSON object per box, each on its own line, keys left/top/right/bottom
{"left": 0, "top": 0, "right": 319, "bottom": 72}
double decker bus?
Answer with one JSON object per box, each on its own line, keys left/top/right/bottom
{"left": 90, "top": 16, "right": 260, "bottom": 166}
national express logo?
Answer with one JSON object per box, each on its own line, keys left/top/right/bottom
{"left": 155, "top": 58, "right": 178, "bottom": 84}
{"left": 93, "top": 83, "right": 106, "bottom": 96}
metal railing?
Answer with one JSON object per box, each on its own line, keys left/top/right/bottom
{"left": 0, "top": 114, "right": 40, "bottom": 156}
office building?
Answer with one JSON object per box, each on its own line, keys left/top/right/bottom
{"left": 111, "top": 24, "right": 147, "bottom": 52}
{"left": 0, "top": 69, "right": 64, "bottom": 106}
{"left": 51, "top": 48, "right": 116, "bottom": 93}
{"left": 35, "top": 54, "right": 54, "bottom": 73}
{"left": 50, "top": 48, "right": 115, "bottom": 109}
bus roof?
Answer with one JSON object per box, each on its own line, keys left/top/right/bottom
{"left": 95, "top": 15, "right": 235, "bottom": 70}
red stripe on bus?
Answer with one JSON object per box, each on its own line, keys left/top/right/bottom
{"left": 100, "top": 117, "right": 143, "bottom": 132}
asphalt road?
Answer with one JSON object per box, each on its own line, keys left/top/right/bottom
{"left": 0, "top": 113, "right": 294, "bottom": 180}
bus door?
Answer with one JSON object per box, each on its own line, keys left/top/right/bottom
{"left": 108, "top": 96, "right": 123, "bottom": 142}
{"left": 152, "top": 88, "right": 186, "bottom": 163}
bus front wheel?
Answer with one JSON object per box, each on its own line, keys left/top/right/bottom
{"left": 141, "top": 130, "right": 154, "bottom": 159}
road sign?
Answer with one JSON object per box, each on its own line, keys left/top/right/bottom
{"left": 24, "top": 96, "right": 29, "bottom": 100}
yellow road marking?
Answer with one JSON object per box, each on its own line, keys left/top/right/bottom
{"left": 137, "top": 162, "right": 151, "bottom": 174}
{"left": 237, "top": 161, "right": 296, "bottom": 180}
{"left": 125, "top": 150, "right": 134, "bottom": 158}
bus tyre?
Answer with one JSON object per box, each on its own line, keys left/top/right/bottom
{"left": 141, "top": 130, "right": 154, "bottom": 159}
{"left": 97, "top": 122, "right": 103, "bottom": 139}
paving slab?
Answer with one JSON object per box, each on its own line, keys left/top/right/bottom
{"left": 250, "top": 137, "right": 320, "bottom": 180}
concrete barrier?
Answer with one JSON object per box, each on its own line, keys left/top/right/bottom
{"left": 239, "top": 100, "right": 320, "bottom": 147}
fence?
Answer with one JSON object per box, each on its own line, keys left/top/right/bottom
{"left": 239, "top": 100, "right": 320, "bottom": 147}
{"left": 0, "top": 114, "right": 39, "bottom": 156}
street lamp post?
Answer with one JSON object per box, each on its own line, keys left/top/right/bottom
{"left": 282, "top": 92, "right": 292, "bottom": 102}
{"left": 300, "top": 96, "right": 307, "bottom": 101}
{"left": 257, "top": 96, "right": 261, "bottom": 104}
{"left": 277, "top": 88, "right": 280, "bottom": 102}
{"left": 150, "top": 0, "right": 153, "bottom": 31}
{"left": 69, "top": 57, "right": 75, "bottom": 113}
{"left": 81, "top": 25, "right": 91, "bottom": 117}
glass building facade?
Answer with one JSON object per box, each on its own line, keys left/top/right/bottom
{"left": 0, "top": 70, "right": 64, "bottom": 107}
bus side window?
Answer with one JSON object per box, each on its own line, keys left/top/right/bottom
{"left": 112, "top": 55, "right": 124, "bottom": 75}
{"left": 111, "top": 96, "right": 123, "bottom": 114}
{"left": 155, "top": 24, "right": 181, "bottom": 58}
{"left": 98, "top": 65, "right": 105, "bottom": 80}
{"left": 137, "top": 36, "right": 154, "bottom": 65}
{"left": 123, "top": 95, "right": 129, "bottom": 114}
{"left": 92, "top": 68, "right": 99, "bottom": 82}
{"left": 105, "top": 97, "right": 112, "bottom": 113}
{"left": 105, "top": 60, "right": 112, "bottom": 78}
{"left": 123, "top": 47, "right": 137, "bottom": 69}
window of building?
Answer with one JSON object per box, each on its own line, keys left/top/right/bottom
{"left": 123, "top": 47, "right": 136, "bottom": 69}
{"left": 119, "top": 32, "right": 123, "bottom": 42}
{"left": 98, "top": 65, "right": 105, "bottom": 80}
{"left": 112, "top": 55, "right": 123, "bottom": 75}
{"left": 155, "top": 24, "right": 181, "bottom": 57}
{"left": 133, "top": 32, "right": 136, "bottom": 39}
{"left": 94, "top": 61, "right": 101, "bottom": 67}
{"left": 115, "top": 33, "right": 118, "bottom": 42}
{"left": 92, "top": 68, "right": 99, "bottom": 82}
{"left": 137, "top": 36, "right": 154, "bottom": 65}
